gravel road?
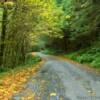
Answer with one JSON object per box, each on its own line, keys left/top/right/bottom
{"left": 12, "top": 52, "right": 100, "bottom": 100}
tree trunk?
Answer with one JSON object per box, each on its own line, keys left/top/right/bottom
{"left": 0, "top": 7, "right": 7, "bottom": 65}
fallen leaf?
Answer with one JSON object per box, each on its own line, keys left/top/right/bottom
{"left": 50, "top": 92, "right": 57, "bottom": 96}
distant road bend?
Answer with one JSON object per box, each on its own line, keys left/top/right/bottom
{"left": 12, "top": 52, "right": 100, "bottom": 100}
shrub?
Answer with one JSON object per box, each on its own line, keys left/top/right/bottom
{"left": 91, "top": 58, "right": 100, "bottom": 68}
{"left": 76, "top": 54, "right": 95, "bottom": 63}
{"left": 25, "top": 54, "right": 41, "bottom": 65}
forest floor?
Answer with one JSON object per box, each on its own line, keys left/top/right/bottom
{"left": 12, "top": 52, "right": 100, "bottom": 100}
{"left": 0, "top": 59, "right": 44, "bottom": 100}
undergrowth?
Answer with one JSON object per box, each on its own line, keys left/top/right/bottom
{"left": 0, "top": 54, "right": 41, "bottom": 74}
{"left": 64, "top": 41, "right": 100, "bottom": 68}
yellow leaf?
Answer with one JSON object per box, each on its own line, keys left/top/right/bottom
{"left": 50, "top": 92, "right": 57, "bottom": 96}
{"left": 66, "top": 15, "right": 71, "bottom": 19}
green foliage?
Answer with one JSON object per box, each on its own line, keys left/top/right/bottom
{"left": 41, "top": 49, "right": 56, "bottom": 55}
{"left": 55, "top": 0, "right": 100, "bottom": 40}
{"left": 0, "top": 0, "right": 100, "bottom": 70}
{"left": 65, "top": 52, "right": 79, "bottom": 61}
{"left": 1, "top": 0, "right": 37, "bottom": 67}
{"left": 91, "top": 57, "right": 100, "bottom": 68}
{"left": 76, "top": 54, "right": 95, "bottom": 63}
{"left": 0, "top": 67, "right": 10, "bottom": 73}
{"left": 65, "top": 41, "right": 100, "bottom": 68}
{"left": 0, "top": 54, "right": 41, "bottom": 73}
{"left": 42, "top": 48, "right": 63, "bottom": 55}
{"left": 25, "top": 54, "right": 41, "bottom": 65}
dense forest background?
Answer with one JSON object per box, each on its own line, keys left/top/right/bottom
{"left": 0, "top": 0, "right": 100, "bottom": 69}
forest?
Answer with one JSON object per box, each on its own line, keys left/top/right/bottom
{"left": 0, "top": 0, "right": 100, "bottom": 69}
{"left": 0, "top": 0, "right": 100, "bottom": 99}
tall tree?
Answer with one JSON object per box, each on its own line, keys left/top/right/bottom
{"left": 0, "top": 0, "right": 8, "bottom": 65}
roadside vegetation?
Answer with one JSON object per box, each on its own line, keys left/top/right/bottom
{"left": 64, "top": 41, "right": 100, "bottom": 68}
{"left": 0, "top": 54, "right": 42, "bottom": 99}
{"left": 41, "top": 48, "right": 64, "bottom": 55}
{"left": 0, "top": 54, "right": 41, "bottom": 73}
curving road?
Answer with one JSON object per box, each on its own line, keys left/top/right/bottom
{"left": 12, "top": 52, "right": 100, "bottom": 100}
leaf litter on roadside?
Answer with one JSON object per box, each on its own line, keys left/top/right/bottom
{"left": 0, "top": 61, "right": 43, "bottom": 100}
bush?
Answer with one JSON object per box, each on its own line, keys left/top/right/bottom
{"left": 0, "top": 67, "right": 10, "bottom": 73}
{"left": 25, "top": 54, "right": 41, "bottom": 65}
{"left": 91, "top": 58, "right": 100, "bottom": 68}
{"left": 42, "top": 49, "right": 63, "bottom": 55}
{"left": 64, "top": 43, "right": 100, "bottom": 69}
{"left": 65, "top": 53, "right": 78, "bottom": 60}
{"left": 76, "top": 54, "right": 94, "bottom": 63}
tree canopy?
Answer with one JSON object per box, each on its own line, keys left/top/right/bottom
{"left": 0, "top": 0, "right": 100, "bottom": 68}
